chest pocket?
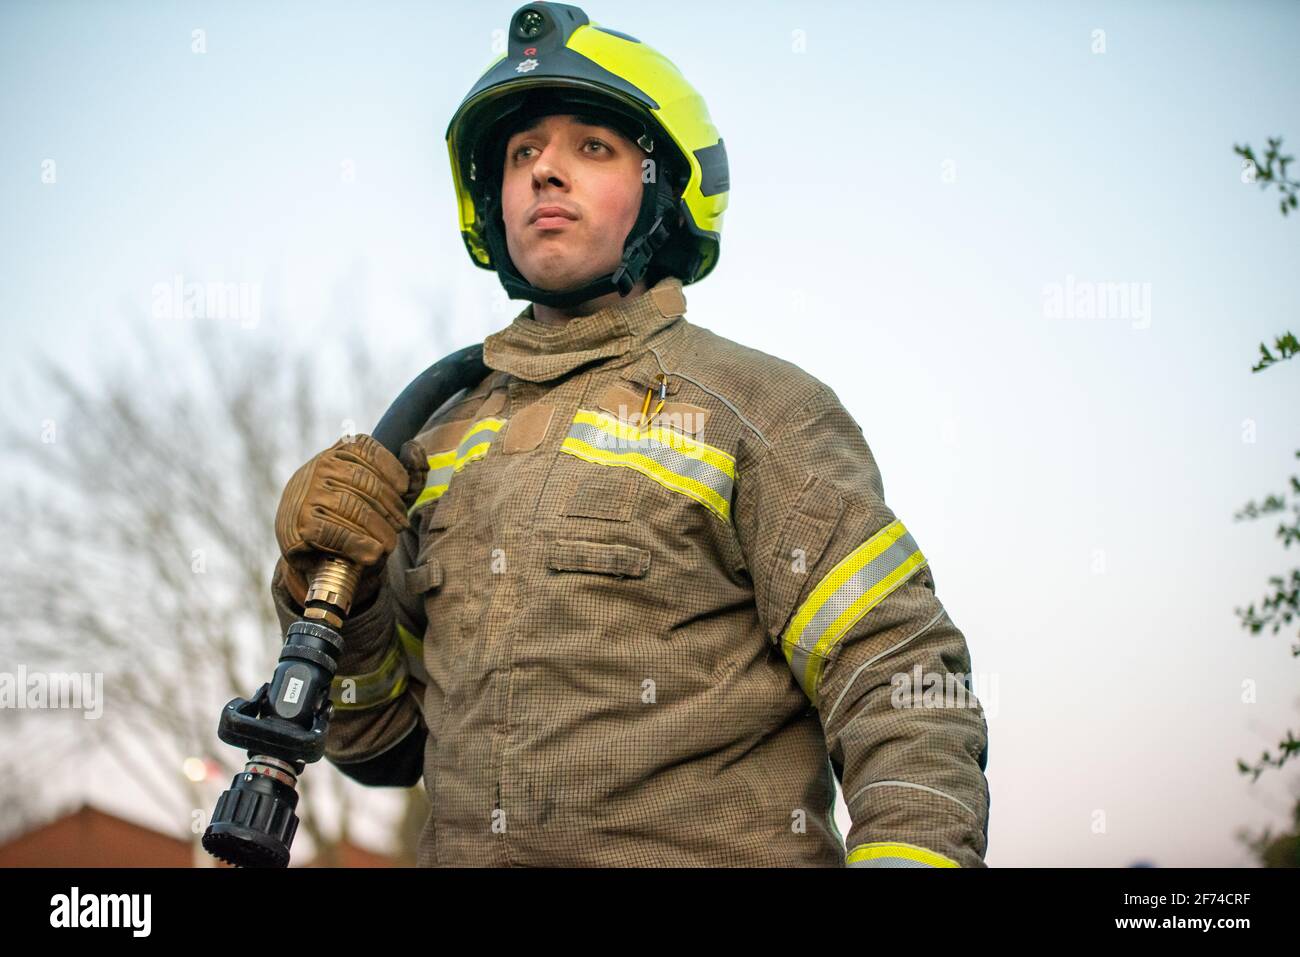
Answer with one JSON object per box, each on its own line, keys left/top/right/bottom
{"left": 545, "top": 539, "right": 651, "bottom": 578}
{"left": 421, "top": 480, "right": 463, "bottom": 534}
{"left": 560, "top": 469, "right": 637, "bottom": 522}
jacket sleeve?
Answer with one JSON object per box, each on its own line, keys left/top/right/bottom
{"left": 733, "top": 382, "right": 990, "bottom": 868}
{"left": 270, "top": 514, "right": 429, "bottom": 787}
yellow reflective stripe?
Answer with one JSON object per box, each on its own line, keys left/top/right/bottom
{"left": 781, "top": 518, "right": 927, "bottom": 703}
{"left": 396, "top": 620, "right": 429, "bottom": 687}
{"left": 407, "top": 449, "right": 458, "bottom": 512}
{"left": 571, "top": 408, "right": 736, "bottom": 477}
{"left": 427, "top": 448, "right": 459, "bottom": 468}
{"left": 407, "top": 417, "right": 506, "bottom": 516}
{"left": 408, "top": 487, "right": 442, "bottom": 514}
{"left": 561, "top": 435, "right": 731, "bottom": 521}
{"left": 330, "top": 636, "right": 408, "bottom": 711}
{"left": 395, "top": 620, "right": 421, "bottom": 661}
{"left": 846, "top": 841, "right": 959, "bottom": 868}
{"left": 561, "top": 408, "right": 735, "bottom": 522}
{"left": 458, "top": 438, "right": 495, "bottom": 463}
{"left": 458, "top": 416, "right": 507, "bottom": 443}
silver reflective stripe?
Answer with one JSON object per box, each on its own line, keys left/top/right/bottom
{"left": 425, "top": 462, "right": 455, "bottom": 490}
{"left": 560, "top": 410, "right": 736, "bottom": 521}
{"left": 566, "top": 420, "right": 733, "bottom": 504}
{"left": 845, "top": 840, "right": 959, "bottom": 868}
{"left": 409, "top": 416, "right": 506, "bottom": 515}
{"left": 789, "top": 530, "right": 921, "bottom": 676}
{"left": 456, "top": 421, "right": 500, "bottom": 456}
{"left": 782, "top": 519, "right": 927, "bottom": 702}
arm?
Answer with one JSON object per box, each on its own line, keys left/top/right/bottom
{"left": 734, "top": 383, "right": 990, "bottom": 868}
{"left": 269, "top": 515, "right": 430, "bottom": 787}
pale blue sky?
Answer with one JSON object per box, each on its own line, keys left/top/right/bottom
{"left": 3, "top": 0, "right": 1299, "bottom": 866}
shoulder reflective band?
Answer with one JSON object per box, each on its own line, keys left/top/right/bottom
{"left": 780, "top": 517, "right": 927, "bottom": 705}
{"left": 408, "top": 416, "right": 507, "bottom": 515}
{"left": 846, "top": 841, "right": 959, "bottom": 868}
{"left": 559, "top": 409, "right": 735, "bottom": 522}
{"left": 330, "top": 635, "right": 409, "bottom": 711}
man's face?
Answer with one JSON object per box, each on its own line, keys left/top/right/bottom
{"left": 500, "top": 113, "right": 645, "bottom": 292}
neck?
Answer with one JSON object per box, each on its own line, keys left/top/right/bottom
{"left": 531, "top": 278, "right": 648, "bottom": 328}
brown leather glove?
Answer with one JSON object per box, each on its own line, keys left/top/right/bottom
{"left": 274, "top": 433, "right": 429, "bottom": 609}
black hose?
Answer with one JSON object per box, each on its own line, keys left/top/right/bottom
{"left": 371, "top": 343, "right": 489, "bottom": 456}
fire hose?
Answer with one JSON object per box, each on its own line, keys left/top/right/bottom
{"left": 201, "top": 343, "right": 488, "bottom": 867}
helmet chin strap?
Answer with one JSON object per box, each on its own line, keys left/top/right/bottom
{"left": 483, "top": 168, "right": 678, "bottom": 309}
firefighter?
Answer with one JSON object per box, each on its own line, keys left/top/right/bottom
{"left": 271, "top": 3, "right": 990, "bottom": 867}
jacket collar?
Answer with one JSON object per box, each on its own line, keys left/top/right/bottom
{"left": 483, "top": 276, "right": 687, "bottom": 383}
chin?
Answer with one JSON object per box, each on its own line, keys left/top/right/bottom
{"left": 522, "top": 259, "right": 605, "bottom": 293}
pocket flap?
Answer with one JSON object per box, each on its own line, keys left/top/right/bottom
{"left": 763, "top": 475, "right": 845, "bottom": 641}
{"left": 404, "top": 557, "right": 444, "bottom": 596}
{"left": 423, "top": 485, "right": 462, "bottom": 531}
{"left": 546, "top": 540, "right": 651, "bottom": 578}
{"left": 598, "top": 384, "right": 708, "bottom": 435}
{"left": 502, "top": 401, "right": 555, "bottom": 454}
{"left": 560, "top": 471, "right": 636, "bottom": 522}
{"left": 416, "top": 418, "right": 473, "bottom": 454}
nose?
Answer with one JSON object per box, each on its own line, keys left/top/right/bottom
{"left": 531, "top": 143, "right": 569, "bottom": 192}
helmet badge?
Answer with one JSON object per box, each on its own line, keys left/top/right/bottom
{"left": 515, "top": 45, "right": 539, "bottom": 73}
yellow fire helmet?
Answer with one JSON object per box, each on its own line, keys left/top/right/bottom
{"left": 445, "top": 2, "right": 729, "bottom": 307}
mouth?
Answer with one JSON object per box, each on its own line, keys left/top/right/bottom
{"left": 529, "top": 205, "right": 579, "bottom": 230}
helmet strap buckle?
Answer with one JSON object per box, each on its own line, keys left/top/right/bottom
{"left": 612, "top": 216, "right": 672, "bottom": 295}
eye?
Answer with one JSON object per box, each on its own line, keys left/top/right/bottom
{"left": 512, "top": 144, "right": 535, "bottom": 161}
{"left": 583, "top": 138, "right": 611, "bottom": 154}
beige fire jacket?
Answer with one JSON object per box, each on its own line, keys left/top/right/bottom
{"left": 270, "top": 275, "right": 990, "bottom": 867}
